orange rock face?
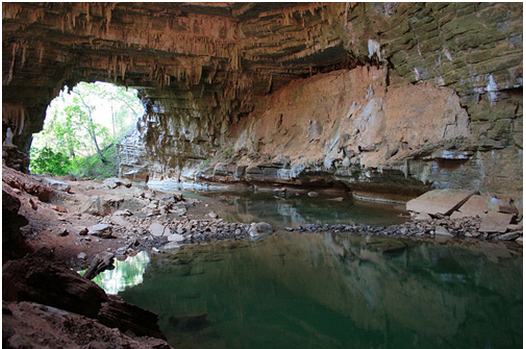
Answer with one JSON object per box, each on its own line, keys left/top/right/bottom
{"left": 2, "top": 3, "right": 522, "bottom": 196}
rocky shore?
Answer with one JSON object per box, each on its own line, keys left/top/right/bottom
{"left": 2, "top": 166, "right": 522, "bottom": 348}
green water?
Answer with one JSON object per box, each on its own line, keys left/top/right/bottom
{"left": 100, "top": 233, "right": 522, "bottom": 349}
{"left": 201, "top": 191, "right": 407, "bottom": 227}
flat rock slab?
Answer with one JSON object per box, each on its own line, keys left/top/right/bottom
{"left": 479, "top": 212, "right": 514, "bottom": 233}
{"left": 406, "top": 189, "right": 473, "bottom": 216}
{"left": 88, "top": 223, "right": 113, "bottom": 238}
{"left": 111, "top": 216, "right": 134, "bottom": 230}
{"left": 42, "top": 178, "right": 71, "bottom": 192}
{"left": 80, "top": 197, "right": 111, "bottom": 217}
{"left": 149, "top": 222, "right": 167, "bottom": 237}
{"left": 456, "top": 195, "right": 490, "bottom": 218}
{"left": 167, "top": 233, "right": 184, "bottom": 242}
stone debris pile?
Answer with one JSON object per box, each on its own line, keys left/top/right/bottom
{"left": 289, "top": 189, "right": 523, "bottom": 245}
{"left": 405, "top": 189, "right": 522, "bottom": 243}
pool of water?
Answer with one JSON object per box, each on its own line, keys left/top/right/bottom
{"left": 199, "top": 190, "right": 408, "bottom": 227}
{"left": 97, "top": 233, "right": 522, "bottom": 349}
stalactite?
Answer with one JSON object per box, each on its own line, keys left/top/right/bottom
{"left": 5, "top": 43, "right": 18, "bottom": 86}
{"left": 20, "top": 44, "right": 26, "bottom": 69}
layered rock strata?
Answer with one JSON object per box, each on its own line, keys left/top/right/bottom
{"left": 2, "top": 3, "right": 522, "bottom": 196}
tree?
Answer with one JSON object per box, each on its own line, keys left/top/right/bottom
{"left": 30, "top": 81, "right": 144, "bottom": 177}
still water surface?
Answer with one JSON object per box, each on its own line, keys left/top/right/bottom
{"left": 95, "top": 233, "right": 522, "bottom": 349}
{"left": 199, "top": 190, "right": 407, "bottom": 227}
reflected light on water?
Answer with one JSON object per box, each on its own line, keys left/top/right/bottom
{"left": 92, "top": 251, "right": 150, "bottom": 295}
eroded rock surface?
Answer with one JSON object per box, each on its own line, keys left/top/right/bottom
{"left": 2, "top": 3, "right": 522, "bottom": 197}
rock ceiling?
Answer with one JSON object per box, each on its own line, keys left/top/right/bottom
{"left": 2, "top": 2, "right": 523, "bottom": 195}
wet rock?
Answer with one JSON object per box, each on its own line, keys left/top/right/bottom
{"left": 327, "top": 197, "right": 345, "bottom": 202}
{"left": 249, "top": 222, "right": 274, "bottom": 236}
{"left": 163, "top": 242, "right": 182, "bottom": 250}
{"left": 88, "top": 223, "right": 114, "bottom": 238}
{"left": 308, "top": 191, "right": 320, "bottom": 197}
{"left": 83, "top": 252, "right": 115, "bottom": 280}
{"left": 168, "top": 313, "right": 212, "bottom": 332}
{"left": 98, "top": 294, "right": 166, "bottom": 339}
{"left": 80, "top": 197, "right": 111, "bottom": 217}
{"left": 77, "top": 252, "right": 87, "bottom": 260}
{"left": 498, "top": 232, "right": 521, "bottom": 241}
{"left": 479, "top": 212, "right": 514, "bottom": 233}
{"left": 42, "top": 178, "right": 71, "bottom": 192}
{"left": 406, "top": 189, "right": 473, "bottom": 216}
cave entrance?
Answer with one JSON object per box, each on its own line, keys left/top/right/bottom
{"left": 29, "top": 81, "right": 144, "bottom": 178}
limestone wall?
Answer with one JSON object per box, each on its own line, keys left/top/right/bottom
{"left": 2, "top": 3, "right": 522, "bottom": 196}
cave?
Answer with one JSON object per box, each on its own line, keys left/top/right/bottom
{"left": 2, "top": 3, "right": 523, "bottom": 348}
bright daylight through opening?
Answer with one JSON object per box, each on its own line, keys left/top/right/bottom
{"left": 30, "top": 82, "right": 144, "bottom": 178}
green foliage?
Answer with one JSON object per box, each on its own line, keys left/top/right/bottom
{"left": 76, "top": 144, "right": 120, "bottom": 179}
{"left": 223, "top": 147, "right": 234, "bottom": 159}
{"left": 199, "top": 158, "right": 210, "bottom": 170}
{"left": 30, "top": 82, "right": 143, "bottom": 179}
{"left": 30, "top": 146, "right": 74, "bottom": 176}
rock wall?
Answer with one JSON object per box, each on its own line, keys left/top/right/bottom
{"left": 2, "top": 3, "right": 522, "bottom": 197}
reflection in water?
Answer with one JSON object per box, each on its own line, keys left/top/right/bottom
{"left": 114, "top": 234, "right": 522, "bottom": 349}
{"left": 204, "top": 191, "right": 407, "bottom": 227}
{"left": 92, "top": 251, "right": 150, "bottom": 295}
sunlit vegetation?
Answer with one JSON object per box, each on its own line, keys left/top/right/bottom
{"left": 30, "top": 82, "right": 144, "bottom": 178}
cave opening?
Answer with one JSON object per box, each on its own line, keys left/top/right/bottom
{"left": 29, "top": 81, "right": 144, "bottom": 179}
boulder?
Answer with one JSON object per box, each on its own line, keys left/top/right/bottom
{"left": 249, "top": 222, "right": 274, "bottom": 236}
{"left": 83, "top": 252, "right": 115, "bottom": 280}
{"left": 479, "top": 212, "right": 514, "bottom": 233}
{"left": 42, "top": 178, "right": 71, "bottom": 192}
{"left": 88, "top": 223, "right": 114, "bottom": 238}
{"left": 149, "top": 222, "right": 167, "bottom": 237}
{"left": 2, "top": 251, "right": 108, "bottom": 318}
{"left": 98, "top": 295, "right": 166, "bottom": 339}
{"left": 406, "top": 189, "right": 473, "bottom": 216}
{"left": 498, "top": 232, "right": 521, "bottom": 241}
{"left": 2, "top": 189, "right": 28, "bottom": 247}
{"left": 103, "top": 177, "right": 120, "bottom": 189}
{"left": 3, "top": 302, "right": 172, "bottom": 349}
{"left": 80, "top": 197, "right": 111, "bottom": 216}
